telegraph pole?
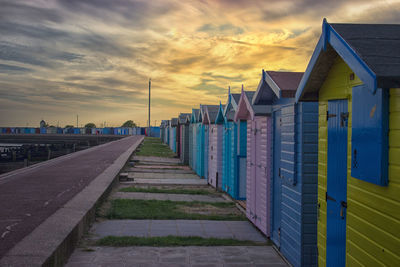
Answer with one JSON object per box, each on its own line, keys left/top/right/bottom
{"left": 148, "top": 78, "right": 151, "bottom": 136}
{"left": 76, "top": 115, "right": 78, "bottom": 128}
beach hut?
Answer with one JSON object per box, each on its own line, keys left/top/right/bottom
{"left": 179, "top": 113, "right": 191, "bottom": 164}
{"left": 220, "top": 90, "right": 246, "bottom": 199}
{"left": 234, "top": 87, "right": 270, "bottom": 236}
{"left": 189, "top": 109, "right": 199, "bottom": 171}
{"left": 170, "top": 118, "right": 178, "bottom": 153}
{"left": 206, "top": 104, "right": 225, "bottom": 188}
{"left": 197, "top": 105, "right": 211, "bottom": 179}
{"left": 253, "top": 70, "right": 318, "bottom": 266}
{"left": 296, "top": 20, "right": 400, "bottom": 267}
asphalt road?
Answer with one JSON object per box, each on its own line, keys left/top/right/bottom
{"left": 0, "top": 135, "right": 142, "bottom": 258}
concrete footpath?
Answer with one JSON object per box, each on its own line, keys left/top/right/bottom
{"left": 65, "top": 154, "right": 287, "bottom": 267}
{"left": 0, "top": 135, "right": 144, "bottom": 266}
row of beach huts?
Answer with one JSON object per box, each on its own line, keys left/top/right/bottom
{"left": 159, "top": 20, "right": 400, "bottom": 267}
{"left": 0, "top": 126, "right": 161, "bottom": 137}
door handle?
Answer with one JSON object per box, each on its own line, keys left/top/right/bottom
{"left": 340, "top": 201, "right": 347, "bottom": 219}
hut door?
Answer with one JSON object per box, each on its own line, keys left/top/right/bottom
{"left": 326, "top": 100, "right": 348, "bottom": 267}
{"left": 254, "top": 119, "right": 263, "bottom": 229}
{"left": 272, "top": 110, "right": 282, "bottom": 247}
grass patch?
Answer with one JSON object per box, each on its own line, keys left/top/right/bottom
{"left": 105, "top": 199, "right": 246, "bottom": 221}
{"left": 119, "top": 187, "right": 215, "bottom": 195}
{"left": 136, "top": 137, "right": 175, "bottom": 158}
{"left": 96, "top": 236, "right": 268, "bottom": 247}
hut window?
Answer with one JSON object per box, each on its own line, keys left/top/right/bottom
{"left": 351, "top": 85, "right": 389, "bottom": 186}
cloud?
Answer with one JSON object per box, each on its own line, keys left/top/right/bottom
{"left": 197, "top": 23, "right": 244, "bottom": 35}
{"left": 0, "top": 63, "right": 32, "bottom": 73}
{"left": 0, "top": 0, "right": 398, "bottom": 127}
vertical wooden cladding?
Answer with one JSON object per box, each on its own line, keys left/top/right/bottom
{"left": 180, "top": 124, "right": 190, "bottom": 165}
{"left": 188, "top": 124, "right": 193, "bottom": 167}
{"left": 246, "top": 116, "right": 270, "bottom": 236}
{"left": 208, "top": 124, "right": 223, "bottom": 188}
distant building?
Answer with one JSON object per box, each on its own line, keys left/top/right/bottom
{"left": 40, "top": 120, "right": 46, "bottom": 128}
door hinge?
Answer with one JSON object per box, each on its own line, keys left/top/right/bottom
{"left": 325, "top": 192, "right": 336, "bottom": 202}
{"left": 340, "top": 112, "right": 349, "bottom": 127}
{"left": 326, "top": 111, "right": 337, "bottom": 120}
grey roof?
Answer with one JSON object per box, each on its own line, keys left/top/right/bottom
{"left": 179, "top": 113, "right": 191, "bottom": 124}
{"left": 171, "top": 118, "right": 178, "bottom": 126}
{"left": 245, "top": 91, "right": 270, "bottom": 116}
{"left": 332, "top": 23, "right": 400, "bottom": 87}
{"left": 206, "top": 105, "right": 224, "bottom": 124}
{"left": 192, "top": 109, "right": 199, "bottom": 123}
{"left": 232, "top": 94, "right": 241, "bottom": 105}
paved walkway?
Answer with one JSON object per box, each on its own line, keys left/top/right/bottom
{"left": 66, "top": 154, "right": 287, "bottom": 267}
{"left": 127, "top": 178, "right": 208, "bottom": 185}
{"left": 129, "top": 167, "right": 195, "bottom": 174}
{"left": 112, "top": 192, "right": 228, "bottom": 202}
{"left": 0, "top": 135, "right": 143, "bottom": 258}
{"left": 90, "top": 220, "right": 266, "bottom": 242}
{"left": 132, "top": 156, "right": 181, "bottom": 164}
{"left": 67, "top": 246, "right": 287, "bottom": 267}
{"left": 129, "top": 172, "right": 199, "bottom": 179}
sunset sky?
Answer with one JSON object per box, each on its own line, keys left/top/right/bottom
{"left": 1, "top": 0, "right": 400, "bottom": 127}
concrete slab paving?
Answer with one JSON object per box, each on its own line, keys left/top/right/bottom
{"left": 66, "top": 246, "right": 287, "bottom": 267}
{"left": 132, "top": 156, "right": 181, "bottom": 164}
{"left": 127, "top": 178, "right": 208, "bottom": 185}
{"left": 89, "top": 220, "right": 266, "bottom": 242}
{"left": 131, "top": 165, "right": 191, "bottom": 170}
{"left": 129, "top": 172, "right": 199, "bottom": 179}
{"left": 128, "top": 167, "right": 196, "bottom": 174}
{"left": 112, "top": 192, "right": 228, "bottom": 202}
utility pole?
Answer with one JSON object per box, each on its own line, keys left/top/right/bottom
{"left": 148, "top": 78, "right": 151, "bottom": 136}
{"left": 76, "top": 115, "right": 79, "bottom": 128}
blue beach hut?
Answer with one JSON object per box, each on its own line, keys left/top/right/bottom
{"left": 195, "top": 106, "right": 207, "bottom": 178}
{"left": 219, "top": 88, "right": 246, "bottom": 199}
{"left": 253, "top": 70, "right": 318, "bottom": 266}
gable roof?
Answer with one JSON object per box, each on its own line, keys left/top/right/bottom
{"left": 170, "top": 118, "right": 178, "bottom": 126}
{"left": 234, "top": 87, "right": 271, "bottom": 121}
{"left": 178, "top": 113, "right": 191, "bottom": 124}
{"left": 191, "top": 109, "right": 199, "bottom": 123}
{"left": 253, "top": 70, "right": 303, "bottom": 105}
{"left": 205, "top": 104, "right": 224, "bottom": 124}
{"left": 296, "top": 19, "right": 400, "bottom": 101}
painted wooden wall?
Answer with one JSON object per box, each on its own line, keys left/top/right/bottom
{"left": 274, "top": 102, "right": 318, "bottom": 267}
{"left": 196, "top": 123, "right": 203, "bottom": 177}
{"left": 181, "top": 125, "right": 190, "bottom": 164}
{"left": 246, "top": 116, "right": 270, "bottom": 236}
{"left": 317, "top": 56, "right": 400, "bottom": 266}
{"left": 204, "top": 125, "right": 209, "bottom": 180}
{"left": 189, "top": 124, "right": 193, "bottom": 167}
{"left": 222, "top": 121, "right": 242, "bottom": 198}
{"left": 209, "top": 124, "right": 223, "bottom": 188}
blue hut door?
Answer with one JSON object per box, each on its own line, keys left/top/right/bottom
{"left": 326, "top": 100, "right": 348, "bottom": 267}
{"left": 272, "top": 110, "right": 282, "bottom": 247}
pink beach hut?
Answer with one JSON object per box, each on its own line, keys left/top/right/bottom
{"left": 205, "top": 103, "right": 225, "bottom": 189}
{"left": 234, "top": 86, "right": 271, "bottom": 236}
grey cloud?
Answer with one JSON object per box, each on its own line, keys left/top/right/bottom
{"left": 0, "top": 1, "right": 64, "bottom": 24}
{"left": 0, "top": 63, "right": 32, "bottom": 73}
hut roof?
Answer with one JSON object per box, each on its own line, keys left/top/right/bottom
{"left": 296, "top": 19, "right": 400, "bottom": 101}
{"left": 253, "top": 70, "right": 303, "bottom": 105}
{"left": 179, "top": 113, "right": 191, "bottom": 124}
{"left": 170, "top": 118, "right": 178, "bottom": 126}
{"left": 206, "top": 105, "right": 225, "bottom": 124}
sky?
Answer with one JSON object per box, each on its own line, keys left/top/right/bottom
{"left": 1, "top": 0, "right": 400, "bottom": 127}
